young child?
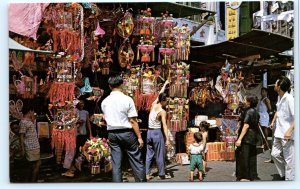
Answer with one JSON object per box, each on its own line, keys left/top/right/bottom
{"left": 199, "top": 121, "right": 209, "bottom": 174}
{"left": 188, "top": 132, "right": 205, "bottom": 181}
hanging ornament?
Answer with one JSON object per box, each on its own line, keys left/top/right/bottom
{"left": 116, "top": 10, "right": 134, "bottom": 38}
{"left": 137, "top": 8, "right": 155, "bottom": 36}
{"left": 118, "top": 40, "right": 134, "bottom": 68}
{"left": 94, "top": 21, "right": 106, "bottom": 37}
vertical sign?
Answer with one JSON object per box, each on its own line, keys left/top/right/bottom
{"left": 226, "top": 2, "right": 241, "bottom": 40}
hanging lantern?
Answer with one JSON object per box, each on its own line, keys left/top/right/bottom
{"left": 118, "top": 41, "right": 134, "bottom": 68}
{"left": 116, "top": 11, "right": 134, "bottom": 38}
{"left": 94, "top": 21, "right": 106, "bottom": 37}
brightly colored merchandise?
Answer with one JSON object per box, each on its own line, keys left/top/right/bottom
{"left": 136, "top": 8, "right": 155, "bottom": 36}
{"left": 118, "top": 40, "right": 134, "bottom": 68}
{"left": 116, "top": 10, "right": 134, "bottom": 38}
{"left": 13, "top": 75, "right": 37, "bottom": 99}
{"left": 167, "top": 97, "right": 189, "bottom": 132}
{"left": 81, "top": 137, "right": 111, "bottom": 174}
{"left": 169, "top": 63, "right": 189, "bottom": 98}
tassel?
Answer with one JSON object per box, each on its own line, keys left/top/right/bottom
{"left": 158, "top": 49, "right": 161, "bottom": 63}
{"left": 137, "top": 47, "right": 140, "bottom": 61}
{"left": 152, "top": 51, "right": 155, "bottom": 62}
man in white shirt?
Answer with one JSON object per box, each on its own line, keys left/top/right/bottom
{"left": 270, "top": 76, "right": 294, "bottom": 180}
{"left": 101, "top": 75, "right": 146, "bottom": 182}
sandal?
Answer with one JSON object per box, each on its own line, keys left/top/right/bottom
{"left": 146, "top": 175, "right": 153, "bottom": 181}
{"left": 61, "top": 170, "right": 74, "bottom": 177}
{"left": 158, "top": 174, "right": 172, "bottom": 179}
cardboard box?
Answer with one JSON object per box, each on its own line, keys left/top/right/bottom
{"left": 207, "top": 142, "right": 226, "bottom": 152}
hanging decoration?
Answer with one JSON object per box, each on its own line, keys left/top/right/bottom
{"left": 136, "top": 8, "right": 155, "bottom": 36}
{"left": 50, "top": 102, "right": 79, "bottom": 164}
{"left": 167, "top": 97, "right": 189, "bottom": 132}
{"left": 13, "top": 75, "right": 37, "bottom": 99}
{"left": 118, "top": 39, "right": 134, "bottom": 68}
{"left": 190, "top": 79, "right": 223, "bottom": 108}
{"left": 173, "top": 24, "right": 190, "bottom": 61}
{"left": 134, "top": 65, "right": 160, "bottom": 111}
{"left": 122, "top": 66, "right": 140, "bottom": 97}
{"left": 169, "top": 62, "right": 189, "bottom": 98}
{"left": 94, "top": 21, "right": 106, "bottom": 37}
{"left": 157, "top": 12, "right": 176, "bottom": 65}
{"left": 9, "top": 99, "right": 23, "bottom": 120}
{"left": 116, "top": 10, "right": 134, "bottom": 38}
{"left": 95, "top": 45, "right": 114, "bottom": 75}
{"left": 136, "top": 8, "right": 156, "bottom": 64}
{"left": 137, "top": 37, "right": 155, "bottom": 63}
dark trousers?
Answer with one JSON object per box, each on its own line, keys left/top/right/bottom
{"left": 146, "top": 129, "right": 166, "bottom": 176}
{"left": 108, "top": 130, "right": 146, "bottom": 182}
{"left": 235, "top": 143, "right": 257, "bottom": 180}
{"left": 76, "top": 135, "right": 88, "bottom": 155}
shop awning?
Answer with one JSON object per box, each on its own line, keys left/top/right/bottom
{"left": 122, "top": 2, "right": 215, "bottom": 17}
{"left": 9, "top": 38, "right": 53, "bottom": 54}
{"left": 190, "top": 29, "right": 293, "bottom": 69}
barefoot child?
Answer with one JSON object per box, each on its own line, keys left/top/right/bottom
{"left": 188, "top": 132, "right": 205, "bottom": 181}
{"left": 199, "top": 121, "right": 209, "bottom": 174}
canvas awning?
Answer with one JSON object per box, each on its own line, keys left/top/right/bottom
{"left": 122, "top": 2, "right": 215, "bottom": 17}
{"left": 9, "top": 38, "right": 53, "bottom": 54}
{"left": 190, "top": 29, "right": 293, "bottom": 69}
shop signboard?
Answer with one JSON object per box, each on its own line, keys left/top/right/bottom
{"left": 225, "top": 2, "right": 240, "bottom": 40}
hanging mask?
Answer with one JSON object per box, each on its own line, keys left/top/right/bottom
{"left": 116, "top": 11, "right": 134, "bottom": 38}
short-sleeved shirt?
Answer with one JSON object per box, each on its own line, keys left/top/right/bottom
{"left": 275, "top": 92, "right": 294, "bottom": 139}
{"left": 101, "top": 91, "right": 138, "bottom": 130}
{"left": 188, "top": 143, "right": 204, "bottom": 155}
{"left": 77, "top": 110, "right": 89, "bottom": 135}
{"left": 19, "top": 119, "right": 40, "bottom": 151}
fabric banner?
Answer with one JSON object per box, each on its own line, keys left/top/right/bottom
{"left": 9, "top": 3, "right": 50, "bottom": 40}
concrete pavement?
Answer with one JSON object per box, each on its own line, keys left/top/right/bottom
{"left": 10, "top": 149, "right": 282, "bottom": 183}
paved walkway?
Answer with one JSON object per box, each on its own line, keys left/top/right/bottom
{"left": 10, "top": 149, "right": 281, "bottom": 183}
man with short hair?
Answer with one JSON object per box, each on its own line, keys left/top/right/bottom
{"left": 270, "top": 76, "right": 294, "bottom": 180}
{"left": 101, "top": 75, "right": 146, "bottom": 182}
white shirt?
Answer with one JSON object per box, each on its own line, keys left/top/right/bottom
{"left": 188, "top": 143, "right": 204, "bottom": 155}
{"left": 101, "top": 91, "right": 138, "bottom": 130}
{"left": 274, "top": 92, "right": 294, "bottom": 139}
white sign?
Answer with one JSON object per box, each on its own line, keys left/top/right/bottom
{"left": 226, "top": 1, "right": 242, "bottom": 9}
